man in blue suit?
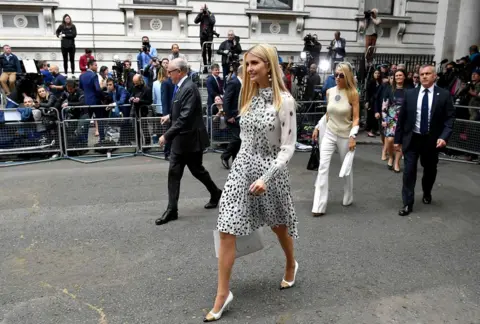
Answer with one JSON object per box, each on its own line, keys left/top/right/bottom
{"left": 79, "top": 59, "right": 105, "bottom": 141}
{"left": 106, "top": 78, "right": 129, "bottom": 116}
{"left": 394, "top": 65, "right": 455, "bottom": 216}
{"left": 206, "top": 63, "right": 223, "bottom": 114}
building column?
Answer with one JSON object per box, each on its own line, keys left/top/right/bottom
{"left": 434, "top": 0, "right": 460, "bottom": 64}
{"left": 453, "top": 0, "right": 480, "bottom": 59}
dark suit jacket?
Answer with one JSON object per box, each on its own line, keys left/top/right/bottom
{"left": 161, "top": 77, "right": 175, "bottom": 116}
{"left": 206, "top": 75, "right": 223, "bottom": 113}
{"left": 223, "top": 76, "right": 241, "bottom": 119}
{"left": 394, "top": 86, "right": 455, "bottom": 152}
{"left": 163, "top": 77, "right": 209, "bottom": 154}
{"left": 79, "top": 70, "right": 102, "bottom": 105}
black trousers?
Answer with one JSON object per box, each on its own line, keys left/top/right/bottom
{"left": 366, "top": 102, "right": 379, "bottom": 133}
{"left": 221, "top": 118, "right": 241, "bottom": 161}
{"left": 402, "top": 133, "right": 439, "bottom": 207}
{"left": 200, "top": 37, "right": 213, "bottom": 66}
{"left": 168, "top": 150, "right": 219, "bottom": 210}
{"left": 61, "top": 46, "right": 75, "bottom": 74}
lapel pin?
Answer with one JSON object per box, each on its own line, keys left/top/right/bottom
{"left": 436, "top": 93, "right": 439, "bottom": 96}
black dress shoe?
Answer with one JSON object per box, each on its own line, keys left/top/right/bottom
{"left": 422, "top": 195, "right": 432, "bottom": 204}
{"left": 398, "top": 205, "right": 413, "bottom": 216}
{"left": 155, "top": 209, "right": 178, "bottom": 225}
{"left": 205, "top": 190, "right": 222, "bottom": 209}
{"left": 221, "top": 156, "right": 230, "bottom": 169}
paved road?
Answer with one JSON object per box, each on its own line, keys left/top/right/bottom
{"left": 1, "top": 146, "right": 479, "bottom": 324}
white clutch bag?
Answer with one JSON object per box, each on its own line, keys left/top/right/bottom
{"left": 339, "top": 150, "right": 355, "bottom": 177}
{"left": 214, "top": 228, "right": 265, "bottom": 259}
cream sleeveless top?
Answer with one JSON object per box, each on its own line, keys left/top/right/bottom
{"left": 326, "top": 87, "right": 353, "bottom": 138}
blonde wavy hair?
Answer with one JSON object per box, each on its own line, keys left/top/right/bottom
{"left": 36, "top": 86, "right": 49, "bottom": 103}
{"left": 156, "top": 67, "right": 168, "bottom": 82}
{"left": 335, "top": 62, "right": 358, "bottom": 104}
{"left": 240, "top": 44, "right": 288, "bottom": 115}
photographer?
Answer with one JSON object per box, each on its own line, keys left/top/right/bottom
{"left": 363, "top": 8, "right": 382, "bottom": 60}
{"left": 136, "top": 36, "right": 157, "bottom": 72}
{"left": 304, "top": 64, "right": 321, "bottom": 101}
{"left": 38, "top": 61, "right": 53, "bottom": 86}
{"left": 194, "top": 4, "right": 216, "bottom": 73}
{"left": 303, "top": 34, "right": 321, "bottom": 67}
{"left": 142, "top": 57, "right": 161, "bottom": 87}
{"left": 217, "top": 30, "right": 242, "bottom": 80}
{"left": 327, "top": 31, "right": 346, "bottom": 72}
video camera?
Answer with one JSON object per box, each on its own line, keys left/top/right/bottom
{"left": 139, "top": 41, "right": 151, "bottom": 54}
{"left": 290, "top": 64, "right": 308, "bottom": 83}
{"left": 364, "top": 10, "right": 372, "bottom": 19}
{"left": 111, "top": 57, "right": 124, "bottom": 85}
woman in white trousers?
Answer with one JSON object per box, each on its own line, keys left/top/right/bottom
{"left": 311, "top": 62, "right": 360, "bottom": 216}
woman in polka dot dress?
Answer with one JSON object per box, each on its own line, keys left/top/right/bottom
{"left": 204, "top": 44, "right": 298, "bottom": 322}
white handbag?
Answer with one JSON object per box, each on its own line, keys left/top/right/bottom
{"left": 214, "top": 228, "right": 265, "bottom": 259}
{"left": 339, "top": 150, "right": 355, "bottom": 177}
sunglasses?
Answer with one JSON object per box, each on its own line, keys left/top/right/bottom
{"left": 335, "top": 73, "right": 345, "bottom": 79}
{"left": 167, "top": 69, "right": 179, "bottom": 73}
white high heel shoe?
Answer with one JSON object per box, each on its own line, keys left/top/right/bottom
{"left": 203, "top": 291, "right": 234, "bottom": 322}
{"left": 280, "top": 261, "right": 299, "bottom": 290}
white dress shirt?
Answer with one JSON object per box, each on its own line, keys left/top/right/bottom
{"left": 415, "top": 84, "right": 435, "bottom": 134}
{"left": 176, "top": 75, "right": 188, "bottom": 89}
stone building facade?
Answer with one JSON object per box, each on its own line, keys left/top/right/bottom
{"left": 0, "top": 0, "right": 478, "bottom": 70}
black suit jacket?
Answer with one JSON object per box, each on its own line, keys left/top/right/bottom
{"left": 394, "top": 86, "right": 455, "bottom": 152}
{"left": 164, "top": 77, "right": 210, "bottom": 154}
{"left": 223, "top": 76, "right": 241, "bottom": 119}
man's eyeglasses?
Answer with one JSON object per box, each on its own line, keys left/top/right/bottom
{"left": 413, "top": 76, "right": 419, "bottom": 79}
{"left": 335, "top": 73, "right": 345, "bottom": 79}
{"left": 167, "top": 69, "right": 179, "bottom": 74}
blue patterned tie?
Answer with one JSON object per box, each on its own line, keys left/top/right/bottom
{"left": 172, "top": 85, "right": 179, "bottom": 102}
{"left": 420, "top": 89, "right": 429, "bottom": 135}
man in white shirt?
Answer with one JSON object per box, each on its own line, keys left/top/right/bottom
{"left": 394, "top": 65, "right": 455, "bottom": 216}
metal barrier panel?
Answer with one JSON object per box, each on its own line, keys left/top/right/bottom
{"left": 62, "top": 105, "right": 137, "bottom": 163}
{"left": 138, "top": 104, "right": 169, "bottom": 159}
{"left": 0, "top": 107, "right": 62, "bottom": 167}
{"left": 445, "top": 105, "right": 480, "bottom": 158}
{"left": 208, "top": 103, "right": 234, "bottom": 152}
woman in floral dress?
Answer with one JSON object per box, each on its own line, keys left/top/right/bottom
{"left": 204, "top": 44, "right": 298, "bottom": 322}
{"left": 382, "top": 69, "right": 406, "bottom": 172}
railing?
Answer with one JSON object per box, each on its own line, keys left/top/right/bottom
{"left": 0, "top": 107, "right": 62, "bottom": 167}
{"left": 442, "top": 105, "right": 480, "bottom": 163}
{"left": 62, "top": 105, "right": 137, "bottom": 163}
{"left": 1, "top": 102, "right": 479, "bottom": 166}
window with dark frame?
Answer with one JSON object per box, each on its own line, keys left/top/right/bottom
{"left": 133, "top": 0, "right": 176, "bottom": 4}
{"left": 364, "top": 0, "right": 394, "bottom": 15}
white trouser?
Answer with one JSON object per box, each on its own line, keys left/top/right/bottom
{"left": 312, "top": 128, "right": 353, "bottom": 213}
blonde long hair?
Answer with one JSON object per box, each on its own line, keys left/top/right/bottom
{"left": 36, "top": 86, "right": 49, "bottom": 103}
{"left": 156, "top": 67, "right": 168, "bottom": 82}
{"left": 336, "top": 62, "right": 358, "bottom": 103}
{"left": 240, "top": 44, "right": 288, "bottom": 115}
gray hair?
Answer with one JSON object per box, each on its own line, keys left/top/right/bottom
{"left": 172, "top": 58, "right": 189, "bottom": 73}
{"left": 420, "top": 64, "right": 436, "bottom": 74}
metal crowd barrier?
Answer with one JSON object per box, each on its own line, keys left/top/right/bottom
{"left": 62, "top": 105, "right": 137, "bottom": 163}
{"left": 207, "top": 103, "right": 234, "bottom": 153}
{"left": 442, "top": 105, "right": 480, "bottom": 164}
{"left": 138, "top": 104, "right": 169, "bottom": 159}
{"left": 0, "top": 107, "right": 62, "bottom": 167}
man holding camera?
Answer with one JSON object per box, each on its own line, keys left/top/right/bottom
{"left": 468, "top": 68, "right": 480, "bottom": 121}
{"left": 327, "top": 31, "right": 346, "bottom": 72}
{"left": 217, "top": 30, "right": 242, "bottom": 81}
{"left": 303, "top": 34, "right": 321, "bottom": 67}
{"left": 194, "top": 4, "right": 216, "bottom": 74}
{"left": 136, "top": 36, "right": 157, "bottom": 73}
{"left": 143, "top": 57, "right": 160, "bottom": 88}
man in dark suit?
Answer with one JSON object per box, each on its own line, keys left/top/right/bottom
{"left": 206, "top": 63, "right": 223, "bottom": 114}
{"left": 394, "top": 65, "right": 455, "bottom": 216}
{"left": 157, "top": 58, "right": 222, "bottom": 225}
{"left": 79, "top": 59, "right": 105, "bottom": 140}
{"left": 220, "top": 64, "right": 242, "bottom": 169}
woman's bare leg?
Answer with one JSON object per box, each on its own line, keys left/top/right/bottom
{"left": 386, "top": 137, "right": 395, "bottom": 166}
{"left": 271, "top": 225, "right": 296, "bottom": 282}
{"left": 211, "top": 232, "right": 236, "bottom": 313}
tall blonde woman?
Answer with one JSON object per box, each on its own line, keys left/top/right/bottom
{"left": 311, "top": 62, "right": 360, "bottom": 216}
{"left": 205, "top": 44, "right": 298, "bottom": 322}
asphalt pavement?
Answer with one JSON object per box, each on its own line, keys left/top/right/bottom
{"left": 1, "top": 146, "right": 479, "bottom": 324}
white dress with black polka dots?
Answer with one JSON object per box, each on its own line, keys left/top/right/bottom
{"left": 217, "top": 88, "right": 298, "bottom": 238}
